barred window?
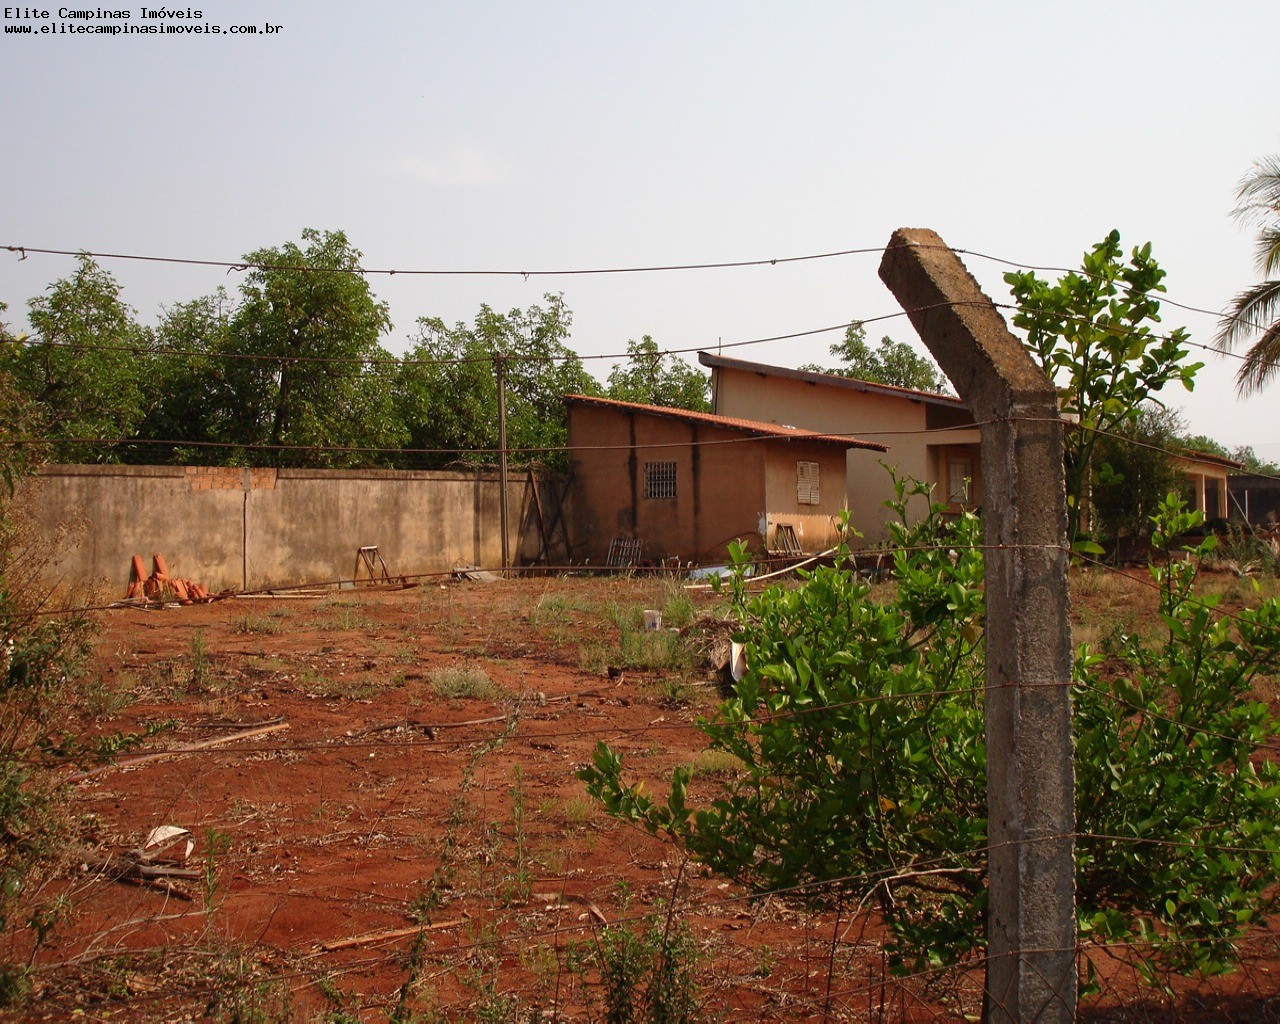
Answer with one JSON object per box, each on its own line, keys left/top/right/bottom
{"left": 644, "top": 461, "right": 677, "bottom": 499}
{"left": 797, "top": 461, "right": 820, "bottom": 505}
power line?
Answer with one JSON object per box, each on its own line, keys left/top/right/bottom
{"left": 4, "top": 404, "right": 1278, "bottom": 482}
{"left": 8, "top": 235, "right": 1273, "bottom": 340}
{"left": 2, "top": 242, "right": 890, "bottom": 279}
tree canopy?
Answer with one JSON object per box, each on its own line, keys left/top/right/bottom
{"left": 604, "top": 336, "right": 710, "bottom": 411}
{"left": 1091, "top": 403, "right": 1184, "bottom": 544}
{"left": 216, "top": 229, "right": 405, "bottom": 467}
{"left": 3, "top": 229, "right": 1251, "bottom": 487}
{"left": 801, "top": 321, "right": 950, "bottom": 393}
{"left": 0, "top": 304, "right": 44, "bottom": 491}
{"left": 394, "top": 294, "right": 599, "bottom": 471}
{"left": 141, "top": 289, "right": 237, "bottom": 464}
{"left": 11, "top": 256, "right": 149, "bottom": 463}
{"left": 6, "top": 245, "right": 616, "bottom": 471}
{"left": 1006, "top": 231, "right": 1201, "bottom": 549}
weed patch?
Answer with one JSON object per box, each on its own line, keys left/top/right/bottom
{"left": 233, "top": 612, "right": 284, "bottom": 636}
{"left": 318, "top": 599, "right": 374, "bottom": 631}
{"left": 428, "top": 665, "right": 504, "bottom": 702}
{"left": 595, "top": 912, "right": 701, "bottom": 1024}
{"left": 0, "top": 588, "right": 96, "bottom": 1004}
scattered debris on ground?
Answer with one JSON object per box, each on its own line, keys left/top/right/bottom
{"left": 123, "top": 553, "right": 225, "bottom": 605}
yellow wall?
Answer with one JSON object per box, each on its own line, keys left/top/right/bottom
{"left": 1172, "top": 455, "right": 1234, "bottom": 519}
{"left": 20, "top": 464, "right": 560, "bottom": 595}
{"left": 762, "top": 444, "right": 852, "bottom": 552}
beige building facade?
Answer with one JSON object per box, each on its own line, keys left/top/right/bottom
{"left": 18, "top": 463, "right": 560, "bottom": 595}
{"left": 700, "top": 353, "right": 980, "bottom": 544}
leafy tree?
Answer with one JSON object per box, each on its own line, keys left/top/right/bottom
{"left": 393, "top": 326, "right": 493, "bottom": 469}
{"left": 581, "top": 484, "right": 1280, "bottom": 986}
{"left": 802, "top": 321, "right": 950, "bottom": 392}
{"left": 0, "top": 306, "right": 45, "bottom": 490}
{"left": 10, "top": 256, "right": 148, "bottom": 463}
{"left": 1073, "top": 497, "right": 1280, "bottom": 979}
{"left": 1178, "top": 432, "right": 1231, "bottom": 460}
{"left": 605, "top": 336, "right": 710, "bottom": 411}
{"left": 208, "top": 229, "right": 405, "bottom": 467}
{"left": 1006, "top": 231, "right": 1202, "bottom": 550}
{"left": 1216, "top": 154, "right": 1280, "bottom": 393}
{"left": 395, "top": 294, "right": 599, "bottom": 470}
{"left": 135, "top": 289, "right": 237, "bottom": 464}
{"left": 1091, "top": 404, "right": 1182, "bottom": 545}
{"left": 1229, "top": 445, "right": 1280, "bottom": 477}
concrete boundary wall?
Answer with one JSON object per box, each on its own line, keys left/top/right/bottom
{"left": 19, "top": 464, "right": 568, "bottom": 596}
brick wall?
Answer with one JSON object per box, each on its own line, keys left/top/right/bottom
{"left": 183, "top": 467, "right": 278, "bottom": 492}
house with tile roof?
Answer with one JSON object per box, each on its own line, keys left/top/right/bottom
{"left": 698, "top": 352, "right": 978, "bottom": 544}
{"left": 1174, "top": 448, "right": 1243, "bottom": 521}
{"left": 699, "top": 351, "right": 1243, "bottom": 545}
{"left": 563, "top": 393, "right": 887, "bottom": 565}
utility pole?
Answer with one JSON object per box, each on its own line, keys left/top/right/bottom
{"left": 880, "top": 228, "right": 1076, "bottom": 1023}
{"left": 495, "top": 354, "right": 510, "bottom": 574}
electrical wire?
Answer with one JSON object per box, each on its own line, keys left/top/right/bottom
{"left": 6, "top": 219, "right": 1279, "bottom": 1011}
{"left": 0, "top": 415, "right": 983, "bottom": 460}
{"left": 7, "top": 233, "right": 1276, "bottom": 342}
{"left": 2, "top": 242, "right": 892, "bottom": 278}
{"left": 10, "top": 297, "right": 1277, "bottom": 391}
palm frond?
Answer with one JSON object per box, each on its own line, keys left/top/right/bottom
{"left": 1221, "top": 154, "right": 1280, "bottom": 394}
{"left": 1254, "top": 224, "right": 1280, "bottom": 277}
{"left": 1233, "top": 155, "right": 1280, "bottom": 224}
{"left": 1235, "top": 321, "right": 1280, "bottom": 394}
{"left": 1215, "top": 278, "right": 1280, "bottom": 351}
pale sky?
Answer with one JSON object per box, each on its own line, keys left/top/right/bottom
{"left": 4, "top": 1, "right": 1278, "bottom": 459}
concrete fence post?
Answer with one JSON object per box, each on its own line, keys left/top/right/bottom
{"left": 879, "top": 228, "right": 1076, "bottom": 1022}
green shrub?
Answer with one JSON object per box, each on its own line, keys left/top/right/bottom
{"left": 581, "top": 482, "right": 1280, "bottom": 983}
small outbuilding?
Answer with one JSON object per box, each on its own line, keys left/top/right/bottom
{"left": 564, "top": 394, "right": 888, "bottom": 565}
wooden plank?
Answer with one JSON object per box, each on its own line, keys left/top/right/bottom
{"left": 67, "top": 721, "right": 291, "bottom": 783}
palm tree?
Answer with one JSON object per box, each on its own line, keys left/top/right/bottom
{"left": 1216, "top": 155, "right": 1280, "bottom": 393}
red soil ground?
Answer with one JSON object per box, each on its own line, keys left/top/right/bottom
{"left": 4, "top": 574, "right": 1278, "bottom": 1022}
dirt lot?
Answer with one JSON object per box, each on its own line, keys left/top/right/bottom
{"left": 6, "top": 571, "right": 1280, "bottom": 1022}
